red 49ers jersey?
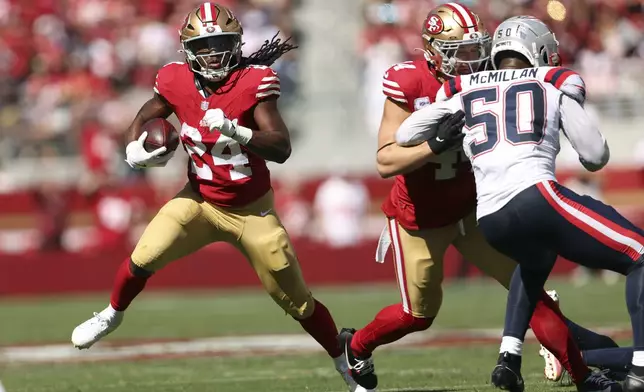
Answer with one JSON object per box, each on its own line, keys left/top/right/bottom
{"left": 154, "top": 62, "right": 280, "bottom": 207}
{"left": 380, "top": 59, "right": 476, "bottom": 230}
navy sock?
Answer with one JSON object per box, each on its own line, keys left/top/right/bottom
{"left": 583, "top": 347, "right": 633, "bottom": 373}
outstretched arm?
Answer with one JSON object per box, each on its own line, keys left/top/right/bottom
{"left": 395, "top": 100, "right": 455, "bottom": 146}
{"left": 376, "top": 98, "right": 436, "bottom": 178}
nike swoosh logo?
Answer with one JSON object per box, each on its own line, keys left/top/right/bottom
{"left": 436, "top": 137, "right": 444, "bottom": 142}
{"left": 260, "top": 209, "right": 272, "bottom": 217}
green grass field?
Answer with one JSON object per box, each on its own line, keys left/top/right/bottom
{"left": 0, "top": 277, "right": 632, "bottom": 392}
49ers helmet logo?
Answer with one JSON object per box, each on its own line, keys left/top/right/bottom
{"left": 426, "top": 14, "right": 444, "bottom": 34}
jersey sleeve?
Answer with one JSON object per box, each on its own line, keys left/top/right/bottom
{"left": 560, "top": 94, "right": 609, "bottom": 171}
{"left": 435, "top": 76, "right": 464, "bottom": 102}
{"left": 254, "top": 67, "right": 281, "bottom": 102}
{"left": 382, "top": 62, "right": 418, "bottom": 110}
{"left": 542, "top": 67, "right": 586, "bottom": 105}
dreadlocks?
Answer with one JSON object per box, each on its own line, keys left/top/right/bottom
{"left": 241, "top": 32, "right": 298, "bottom": 67}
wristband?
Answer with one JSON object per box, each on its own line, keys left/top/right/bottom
{"left": 231, "top": 124, "right": 253, "bottom": 145}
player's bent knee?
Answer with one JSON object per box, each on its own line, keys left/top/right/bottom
{"left": 412, "top": 307, "right": 441, "bottom": 319}
{"left": 131, "top": 245, "right": 165, "bottom": 272}
{"left": 128, "top": 258, "right": 154, "bottom": 278}
{"left": 413, "top": 282, "right": 443, "bottom": 318}
{"left": 275, "top": 291, "right": 315, "bottom": 319}
{"left": 408, "top": 316, "right": 434, "bottom": 332}
{"left": 129, "top": 253, "right": 160, "bottom": 273}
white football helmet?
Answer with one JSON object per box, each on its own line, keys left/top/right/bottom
{"left": 490, "top": 16, "right": 560, "bottom": 69}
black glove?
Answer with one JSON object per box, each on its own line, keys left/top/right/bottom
{"left": 427, "top": 110, "right": 466, "bottom": 155}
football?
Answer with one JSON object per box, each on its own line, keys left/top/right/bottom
{"left": 138, "top": 118, "right": 179, "bottom": 155}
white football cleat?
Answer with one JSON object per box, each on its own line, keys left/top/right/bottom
{"left": 334, "top": 355, "right": 375, "bottom": 392}
{"left": 540, "top": 289, "right": 563, "bottom": 382}
{"left": 539, "top": 344, "right": 564, "bottom": 382}
{"left": 71, "top": 305, "right": 124, "bottom": 349}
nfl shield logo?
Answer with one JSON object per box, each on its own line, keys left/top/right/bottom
{"left": 201, "top": 101, "right": 209, "bottom": 111}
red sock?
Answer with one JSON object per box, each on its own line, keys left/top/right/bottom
{"left": 109, "top": 258, "right": 149, "bottom": 311}
{"left": 351, "top": 303, "right": 433, "bottom": 357}
{"left": 297, "top": 299, "right": 342, "bottom": 358}
{"left": 530, "top": 290, "right": 590, "bottom": 384}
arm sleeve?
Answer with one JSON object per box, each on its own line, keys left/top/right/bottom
{"left": 560, "top": 94, "right": 609, "bottom": 171}
{"left": 395, "top": 101, "right": 456, "bottom": 146}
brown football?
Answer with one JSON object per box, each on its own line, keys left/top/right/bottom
{"left": 138, "top": 118, "right": 179, "bottom": 156}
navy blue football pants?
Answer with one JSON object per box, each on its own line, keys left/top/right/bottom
{"left": 478, "top": 180, "right": 644, "bottom": 353}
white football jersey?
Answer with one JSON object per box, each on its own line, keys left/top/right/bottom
{"left": 396, "top": 66, "right": 607, "bottom": 219}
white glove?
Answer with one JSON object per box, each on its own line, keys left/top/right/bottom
{"left": 200, "top": 108, "right": 253, "bottom": 145}
{"left": 125, "top": 131, "right": 175, "bottom": 169}
{"left": 201, "top": 108, "right": 236, "bottom": 137}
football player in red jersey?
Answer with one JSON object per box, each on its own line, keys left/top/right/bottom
{"left": 339, "top": 3, "right": 619, "bottom": 391}
{"left": 71, "top": 4, "right": 363, "bottom": 390}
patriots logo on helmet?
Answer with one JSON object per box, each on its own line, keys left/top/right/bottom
{"left": 426, "top": 15, "right": 444, "bottom": 34}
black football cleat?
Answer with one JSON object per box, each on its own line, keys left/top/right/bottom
{"left": 599, "top": 368, "right": 628, "bottom": 382}
{"left": 579, "top": 370, "right": 623, "bottom": 392}
{"left": 491, "top": 352, "right": 524, "bottom": 392}
{"left": 337, "top": 328, "right": 378, "bottom": 390}
{"left": 624, "top": 368, "right": 644, "bottom": 392}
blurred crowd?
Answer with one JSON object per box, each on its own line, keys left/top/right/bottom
{"left": 0, "top": 0, "right": 298, "bottom": 184}
{"left": 0, "top": 0, "right": 302, "bottom": 252}
{"left": 1, "top": 0, "right": 644, "bottom": 253}
{"left": 361, "top": 0, "right": 644, "bottom": 133}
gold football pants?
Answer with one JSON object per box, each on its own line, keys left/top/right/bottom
{"left": 131, "top": 184, "right": 314, "bottom": 318}
{"left": 385, "top": 212, "right": 516, "bottom": 318}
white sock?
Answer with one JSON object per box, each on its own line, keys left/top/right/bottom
{"left": 500, "top": 336, "right": 523, "bottom": 356}
{"left": 102, "top": 304, "right": 121, "bottom": 318}
{"left": 633, "top": 350, "right": 644, "bottom": 367}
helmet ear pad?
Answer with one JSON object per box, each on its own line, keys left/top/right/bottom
{"left": 541, "top": 46, "right": 549, "bottom": 65}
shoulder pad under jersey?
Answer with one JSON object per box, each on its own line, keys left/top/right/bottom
{"left": 541, "top": 66, "right": 586, "bottom": 104}
{"left": 153, "top": 62, "right": 186, "bottom": 100}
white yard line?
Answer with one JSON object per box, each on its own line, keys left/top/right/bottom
{"left": 0, "top": 326, "right": 631, "bottom": 364}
